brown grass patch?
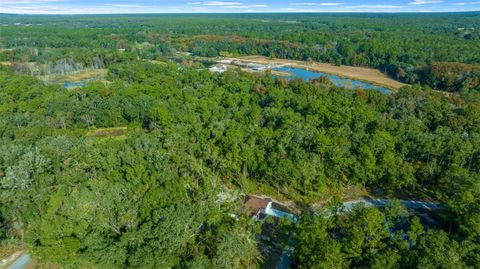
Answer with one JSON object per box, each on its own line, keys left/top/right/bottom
{"left": 0, "top": 248, "right": 24, "bottom": 269}
{"left": 0, "top": 246, "right": 21, "bottom": 260}
{"left": 86, "top": 127, "right": 127, "bottom": 138}
{"left": 25, "top": 260, "right": 63, "bottom": 269}
{"left": 150, "top": 60, "right": 166, "bottom": 65}
{"left": 39, "top": 69, "right": 107, "bottom": 83}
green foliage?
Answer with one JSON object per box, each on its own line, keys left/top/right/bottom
{"left": 293, "top": 206, "right": 477, "bottom": 269}
{"left": 2, "top": 13, "right": 480, "bottom": 92}
{"left": 294, "top": 215, "right": 344, "bottom": 269}
{"left": 401, "top": 62, "right": 480, "bottom": 92}
{"left": 0, "top": 13, "right": 479, "bottom": 267}
{"left": 406, "top": 230, "right": 473, "bottom": 269}
{"left": 294, "top": 206, "right": 393, "bottom": 268}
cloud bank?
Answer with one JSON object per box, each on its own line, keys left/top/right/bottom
{"left": 0, "top": 0, "right": 479, "bottom": 14}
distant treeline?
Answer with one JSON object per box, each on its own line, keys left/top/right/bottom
{"left": 1, "top": 13, "right": 479, "bottom": 92}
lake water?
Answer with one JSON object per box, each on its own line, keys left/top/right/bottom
{"left": 62, "top": 77, "right": 100, "bottom": 88}
{"left": 274, "top": 67, "right": 391, "bottom": 94}
{"left": 63, "top": 80, "right": 88, "bottom": 88}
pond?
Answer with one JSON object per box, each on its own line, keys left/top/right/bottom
{"left": 274, "top": 67, "right": 391, "bottom": 94}
{"left": 61, "top": 77, "right": 101, "bottom": 89}
{"left": 63, "top": 80, "right": 89, "bottom": 88}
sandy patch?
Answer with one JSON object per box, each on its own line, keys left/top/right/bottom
{"left": 229, "top": 56, "right": 407, "bottom": 90}
{"left": 39, "top": 69, "right": 107, "bottom": 83}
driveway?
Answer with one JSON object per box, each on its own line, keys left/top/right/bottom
{"left": 6, "top": 254, "right": 30, "bottom": 269}
{"left": 341, "top": 198, "right": 442, "bottom": 212}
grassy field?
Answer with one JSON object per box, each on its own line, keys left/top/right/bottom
{"left": 0, "top": 246, "right": 21, "bottom": 260}
{"left": 38, "top": 69, "right": 107, "bottom": 83}
{"left": 86, "top": 127, "right": 127, "bottom": 138}
{"left": 150, "top": 60, "right": 166, "bottom": 65}
{"left": 231, "top": 56, "right": 407, "bottom": 90}
{"left": 0, "top": 246, "right": 23, "bottom": 269}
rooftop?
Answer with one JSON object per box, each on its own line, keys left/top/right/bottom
{"left": 244, "top": 195, "right": 272, "bottom": 215}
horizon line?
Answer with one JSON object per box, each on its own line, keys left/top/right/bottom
{"left": 2, "top": 10, "right": 480, "bottom": 15}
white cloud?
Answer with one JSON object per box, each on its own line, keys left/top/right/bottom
{"left": 105, "top": 4, "right": 149, "bottom": 8}
{"left": 409, "top": 0, "right": 444, "bottom": 5}
{"left": 0, "top": 0, "right": 58, "bottom": 4}
{"left": 290, "top": 2, "right": 318, "bottom": 5}
{"left": 0, "top": 4, "right": 159, "bottom": 14}
{"left": 1, "top": 0, "right": 478, "bottom": 14}
{"left": 289, "top": 2, "right": 343, "bottom": 6}
{"left": 0, "top": 0, "right": 57, "bottom": 3}
{"left": 319, "top": 3, "right": 343, "bottom": 6}
{"left": 280, "top": 8, "right": 303, "bottom": 11}
{"left": 185, "top": 1, "right": 267, "bottom": 9}
{"left": 279, "top": 4, "right": 401, "bottom": 12}
{"left": 341, "top": 4, "right": 403, "bottom": 9}
{"left": 222, "top": 4, "right": 267, "bottom": 8}
{"left": 203, "top": 1, "right": 242, "bottom": 6}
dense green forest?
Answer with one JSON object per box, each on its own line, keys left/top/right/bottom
{"left": 0, "top": 13, "right": 479, "bottom": 268}
{"left": 1, "top": 13, "right": 480, "bottom": 92}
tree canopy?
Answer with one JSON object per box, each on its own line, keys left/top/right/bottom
{"left": 0, "top": 13, "right": 479, "bottom": 268}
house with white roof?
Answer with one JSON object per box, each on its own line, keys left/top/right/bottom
{"left": 243, "top": 195, "right": 297, "bottom": 223}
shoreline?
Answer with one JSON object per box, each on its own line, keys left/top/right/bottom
{"left": 225, "top": 56, "right": 407, "bottom": 91}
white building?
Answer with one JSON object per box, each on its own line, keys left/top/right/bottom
{"left": 209, "top": 65, "right": 228, "bottom": 73}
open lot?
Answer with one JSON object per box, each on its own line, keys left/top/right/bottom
{"left": 0, "top": 248, "right": 23, "bottom": 269}
{"left": 39, "top": 69, "right": 107, "bottom": 83}
{"left": 86, "top": 126, "right": 127, "bottom": 138}
{"left": 230, "top": 56, "right": 407, "bottom": 90}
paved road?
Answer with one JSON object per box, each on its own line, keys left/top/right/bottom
{"left": 6, "top": 254, "right": 30, "bottom": 269}
{"left": 341, "top": 198, "right": 442, "bottom": 212}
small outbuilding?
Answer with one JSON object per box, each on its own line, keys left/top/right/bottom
{"left": 209, "top": 64, "right": 228, "bottom": 73}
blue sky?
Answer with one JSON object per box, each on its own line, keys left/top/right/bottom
{"left": 1, "top": 0, "right": 479, "bottom": 14}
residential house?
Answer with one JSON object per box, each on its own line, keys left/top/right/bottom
{"left": 243, "top": 195, "right": 297, "bottom": 223}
